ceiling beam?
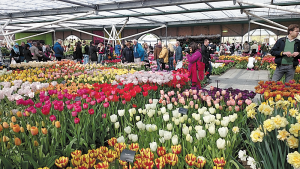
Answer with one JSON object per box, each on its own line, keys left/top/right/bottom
{"left": 1, "top": 0, "right": 225, "bottom": 19}
{"left": 55, "top": 0, "right": 97, "bottom": 9}
{"left": 5, "top": 2, "right": 299, "bottom": 25}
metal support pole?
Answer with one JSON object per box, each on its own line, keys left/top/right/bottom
{"left": 2, "top": 11, "right": 94, "bottom": 36}
{"left": 244, "top": 10, "right": 287, "bottom": 30}
{"left": 238, "top": 0, "right": 300, "bottom": 14}
{"left": 116, "top": 18, "right": 129, "bottom": 38}
{"left": 14, "top": 30, "right": 55, "bottom": 41}
{"left": 250, "top": 20, "right": 286, "bottom": 33}
{"left": 121, "top": 25, "right": 166, "bottom": 40}
{"left": 166, "top": 25, "right": 168, "bottom": 45}
{"left": 248, "top": 20, "right": 250, "bottom": 42}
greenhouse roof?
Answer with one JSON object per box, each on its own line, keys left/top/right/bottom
{"left": 0, "top": 0, "right": 300, "bottom": 32}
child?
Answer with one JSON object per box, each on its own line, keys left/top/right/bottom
{"left": 247, "top": 53, "right": 256, "bottom": 71}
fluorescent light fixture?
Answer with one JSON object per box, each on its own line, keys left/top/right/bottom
{"left": 222, "top": 30, "right": 228, "bottom": 33}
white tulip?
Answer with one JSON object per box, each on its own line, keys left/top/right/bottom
{"left": 198, "top": 108, "right": 205, "bottom": 114}
{"left": 157, "top": 111, "right": 162, "bottom": 115}
{"left": 182, "top": 126, "right": 189, "bottom": 135}
{"left": 167, "top": 123, "right": 173, "bottom": 130}
{"left": 174, "top": 118, "right": 180, "bottom": 125}
{"left": 209, "top": 107, "right": 216, "bottom": 114}
{"left": 159, "top": 137, "right": 165, "bottom": 143}
{"left": 110, "top": 114, "right": 118, "bottom": 123}
{"left": 142, "top": 109, "right": 147, "bottom": 115}
{"left": 216, "top": 114, "right": 221, "bottom": 120}
{"left": 124, "top": 126, "right": 131, "bottom": 134}
{"left": 159, "top": 130, "right": 165, "bottom": 137}
{"left": 189, "top": 136, "right": 193, "bottom": 143}
{"left": 129, "top": 108, "right": 136, "bottom": 114}
{"left": 138, "top": 108, "right": 143, "bottom": 114}
{"left": 194, "top": 114, "right": 200, "bottom": 121}
{"left": 221, "top": 119, "right": 229, "bottom": 127}
{"left": 136, "top": 121, "right": 144, "bottom": 130}
{"left": 149, "top": 142, "right": 157, "bottom": 151}
{"left": 167, "top": 104, "right": 173, "bottom": 110}
{"left": 145, "top": 104, "right": 151, "bottom": 110}
{"left": 215, "top": 104, "right": 219, "bottom": 109}
{"left": 153, "top": 99, "right": 159, "bottom": 104}
{"left": 164, "top": 131, "right": 172, "bottom": 140}
{"left": 215, "top": 120, "right": 221, "bottom": 125}
{"left": 203, "top": 115, "right": 211, "bottom": 124}
{"left": 129, "top": 112, "right": 133, "bottom": 117}
{"left": 179, "top": 117, "right": 185, "bottom": 123}
{"left": 136, "top": 116, "right": 140, "bottom": 121}
{"left": 218, "top": 127, "right": 228, "bottom": 138}
{"left": 117, "top": 136, "right": 125, "bottom": 143}
{"left": 151, "top": 124, "right": 157, "bottom": 131}
{"left": 198, "top": 129, "right": 206, "bottom": 139}
{"left": 208, "top": 124, "right": 215, "bottom": 134}
{"left": 161, "top": 107, "right": 167, "bottom": 114}
{"left": 114, "top": 122, "right": 120, "bottom": 129}
{"left": 216, "top": 138, "right": 226, "bottom": 150}
{"left": 146, "top": 124, "right": 153, "bottom": 132}
{"left": 194, "top": 125, "right": 203, "bottom": 132}
{"left": 172, "top": 109, "right": 179, "bottom": 118}
{"left": 147, "top": 110, "right": 155, "bottom": 118}
{"left": 128, "top": 134, "right": 132, "bottom": 140}
{"left": 203, "top": 111, "right": 210, "bottom": 117}
{"left": 150, "top": 103, "right": 156, "bottom": 109}
{"left": 189, "top": 126, "right": 192, "bottom": 131}
{"left": 186, "top": 134, "right": 191, "bottom": 142}
{"left": 118, "top": 110, "right": 125, "bottom": 116}
{"left": 229, "top": 115, "right": 235, "bottom": 122}
{"left": 183, "top": 115, "right": 188, "bottom": 121}
{"left": 163, "top": 114, "right": 169, "bottom": 121}
{"left": 172, "top": 135, "right": 178, "bottom": 145}
{"left": 131, "top": 134, "right": 138, "bottom": 142}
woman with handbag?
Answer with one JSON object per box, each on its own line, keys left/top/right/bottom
{"left": 186, "top": 42, "right": 204, "bottom": 89}
{"left": 10, "top": 43, "right": 21, "bottom": 63}
{"left": 159, "top": 43, "right": 169, "bottom": 70}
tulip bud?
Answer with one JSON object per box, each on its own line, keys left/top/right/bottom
{"left": 25, "top": 111, "right": 30, "bottom": 116}
{"left": 55, "top": 121, "right": 61, "bottom": 128}
{"left": 26, "top": 124, "right": 31, "bottom": 131}
{"left": 20, "top": 127, "right": 24, "bottom": 133}
{"left": 34, "top": 140, "right": 39, "bottom": 147}
{"left": 207, "top": 145, "right": 212, "bottom": 151}
{"left": 7, "top": 142, "right": 10, "bottom": 149}
{"left": 11, "top": 116, "right": 16, "bottom": 123}
{"left": 10, "top": 122, "right": 14, "bottom": 129}
{"left": 36, "top": 122, "right": 39, "bottom": 127}
{"left": 52, "top": 121, "right": 55, "bottom": 126}
{"left": 130, "top": 117, "right": 132, "bottom": 121}
{"left": 189, "top": 126, "right": 192, "bottom": 131}
{"left": 3, "top": 136, "right": 9, "bottom": 142}
{"left": 194, "top": 146, "right": 197, "bottom": 153}
{"left": 188, "top": 118, "right": 192, "bottom": 124}
{"left": 198, "top": 120, "right": 202, "bottom": 125}
{"left": 215, "top": 120, "right": 221, "bottom": 125}
{"left": 42, "top": 121, "right": 45, "bottom": 127}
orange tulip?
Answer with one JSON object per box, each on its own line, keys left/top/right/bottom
{"left": 142, "top": 158, "right": 154, "bottom": 169}
{"left": 157, "top": 147, "right": 166, "bottom": 156}
{"left": 16, "top": 111, "right": 22, "bottom": 117}
{"left": 13, "top": 124, "right": 20, "bottom": 133}
{"left": 41, "top": 128, "right": 47, "bottom": 135}
{"left": 30, "top": 126, "right": 39, "bottom": 136}
{"left": 14, "top": 137, "right": 21, "bottom": 146}
{"left": 11, "top": 116, "right": 16, "bottom": 123}
{"left": 0, "top": 124, "right": 2, "bottom": 132}
{"left": 55, "top": 121, "right": 61, "bottom": 128}
{"left": 3, "top": 136, "right": 9, "bottom": 142}
{"left": 34, "top": 140, "right": 39, "bottom": 147}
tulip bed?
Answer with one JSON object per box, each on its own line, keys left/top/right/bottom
{"left": 3, "top": 59, "right": 289, "bottom": 169}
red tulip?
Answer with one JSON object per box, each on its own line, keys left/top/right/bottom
{"left": 35, "top": 102, "right": 42, "bottom": 108}
{"left": 88, "top": 109, "right": 94, "bottom": 115}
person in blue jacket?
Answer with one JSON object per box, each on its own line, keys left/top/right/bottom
{"left": 53, "top": 39, "right": 64, "bottom": 61}
{"left": 133, "top": 39, "right": 144, "bottom": 62}
{"left": 115, "top": 42, "right": 121, "bottom": 58}
{"left": 175, "top": 41, "right": 183, "bottom": 62}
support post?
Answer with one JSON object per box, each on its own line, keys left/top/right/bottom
{"left": 166, "top": 25, "right": 168, "bottom": 45}
{"left": 248, "top": 20, "right": 250, "bottom": 42}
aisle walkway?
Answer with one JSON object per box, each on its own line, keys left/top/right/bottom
{"left": 205, "top": 69, "right": 270, "bottom": 91}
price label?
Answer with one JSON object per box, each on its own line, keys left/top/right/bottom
{"left": 178, "top": 107, "right": 188, "bottom": 115}
{"left": 120, "top": 149, "right": 136, "bottom": 163}
{"left": 74, "top": 97, "right": 81, "bottom": 101}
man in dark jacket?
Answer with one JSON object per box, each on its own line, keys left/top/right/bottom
{"left": 154, "top": 41, "right": 162, "bottom": 71}
{"left": 89, "top": 41, "right": 98, "bottom": 64}
{"left": 271, "top": 24, "right": 300, "bottom": 82}
{"left": 201, "top": 39, "right": 211, "bottom": 80}
{"left": 53, "top": 39, "right": 64, "bottom": 61}
{"left": 175, "top": 41, "right": 182, "bottom": 62}
{"left": 19, "top": 42, "right": 25, "bottom": 62}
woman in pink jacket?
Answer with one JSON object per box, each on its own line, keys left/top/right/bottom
{"left": 186, "top": 42, "right": 204, "bottom": 89}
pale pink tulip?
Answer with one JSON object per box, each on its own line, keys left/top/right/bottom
{"left": 171, "top": 98, "right": 176, "bottom": 102}
{"left": 235, "top": 106, "right": 240, "bottom": 112}
{"left": 228, "top": 106, "right": 232, "bottom": 111}
{"left": 149, "top": 99, "right": 153, "bottom": 104}
{"left": 216, "top": 91, "right": 220, "bottom": 96}
{"left": 195, "top": 104, "right": 199, "bottom": 109}
{"left": 221, "top": 90, "right": 226, "bottom": 95}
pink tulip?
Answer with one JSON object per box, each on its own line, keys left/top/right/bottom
{"left": 214, "top": 101, "right": 218, "bottom": 105}
{"left": 245, "top": 99, "right": 252, "bottom": 105}
{"left": 90, "top": 100, "right": 96, "bottom": 105}
{"left": 65, "top": 100, "right": 71, "bottom": 105}
{"left": 210, "top": 86, "right": 214, "bottom": 91}
{"left": 149, "top": 99, "right": 153, "bottom": 104}
{"left": 216, "top": 98, "right": 220, "bottom": 103}
{"left": 168, "top": 92, "right": 172, "bottom": 97}
{"left": 202, "top": 95, "right": 207, "bottom": 101}
{"left": 195, "top": 104, "right": 199, "bottom": 109}
{"left": 193, "top": 95, "right": 197, "bottom": 100}
{"left": 235, "top": 106, "right": 240, "bottom": 112}
{"left": 178, "top": 95, "right": 182, "bottom": 99}
{"left": 171, "top": 91, "right": 175, "bottom": 95}
{"left": 216, "top": 91, "right": 220, "bottom": 96}
{"left": 86, "top": 97, "right": 92, "bottom": 103}
{"left": 162, "top": 100, "right": 166, "bottom": 105}
{"left": 221, "top": 90, "right": 226, "bottom": 95}
{"left": 109, "top": 95, "right": 113, "bottom": 101}
{"left": 238, "top": 100, "right": 243, "bottom": 106}
{"left": 228, "top": 106, "right": 232, "bottom": 111}
{"left": 192, "top": 90, "right": 197, "bottom": 95}
{"left": 189, "top": 101, "right": 194, "bottom": 106}
{"left": 67, "top": 104, "right": 73, "bottom": 110}
{"left": 102, "top": 114, "right": 107, "bottom": 118}
{"left": 219, "top": 105, "right": 223, "bottom": 110}
{"left": 238, "top": 92, "right": 242, "bottom": 98}
{"left": 176, "top": 84, "right": 181, "bottom": 88}
{"left": 207, "top": 100, "right": 211, "bottom": 107}
{"left": 35, "top": 102, "right": 42, "bottom": 108}
{"left": 185, "top": 91, "right": 189, "bottom": 97}
{"left": 103, "top": 102, "right": 109, "bottom": 108}
{"left": 49, "top": 115, "right": 56, "bottom": 122}
{"left": 105, "top": 98, "right": 108, "bottom": 102}
{"left": 164, "top": 94, "right": 168, "bottom": 99}
{"left": 230, "top": 99, "right": 236, "bottom": 106}
{"left": 174, "top": 101, "right": 178, "bottom": 106}
{"left": 160, "top": 90, "right": 164, "bottom": 95}
{"left": 122, "top": 100, "right": 126, "bottom": 104}
{"left": 72, "top": 111, "right": 77, "bottom": 117}
{"left": 235, "top": 95, "right": 238, "bottom": 100}
{"left": 75, "top": 106, "right": 82, "bottom": 113}
{"left": 82, "top": 94, "right": 88, "bottom": 99}
{"left": 83, "top": 103, "right": 88, "bottom": 109}
{"left": 171, "top": 98, "right": 176, "bottom": 102}
{"left": 226, "top": 101, "right": 231, "bottom": 106}
{"left": 74, "top": 118, "right": 80, "bottom": 124}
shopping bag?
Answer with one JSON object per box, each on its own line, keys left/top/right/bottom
{"left": 175, "top": 61, "right": 183, "bottom": 70}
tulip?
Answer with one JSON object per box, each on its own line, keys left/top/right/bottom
{"left": 136, "top": 116, "right": 140, "bottom": 121}
{"left": 71, "top": 111, "right": 77, "bottom": 117}
{"left": 55, "top": 121, "right": 61, "bottom": 128}
{"left": 110, "top": 114, "right": 118, "bottom": 123}
{"left": 171, "top": 145, "right": 182, "bottom": 154}
{"left": 3, "top": 122, "right": 9, "bottom": 129}
{"left": 88, "top": 109, "right": 94, "bottom": 115}
{"left": 16, "top": 111, "right": 22, "bottom": 117}
{"left": 195, "top": 156, "right": 206, "bottom": 168}
{"left": 13, "top": 124, "right": 20, "bottom": 133}
{"left": 117, "top": 136, "right": 125, "bottom": 143}
{"left": 34, "top": 140, "right": 39, "bottom": 147}
{"left": 83, "top": 103, "right": 88, "bottom": 109}
{"left": 55, "top": 156, "right": 69, "bottom": 168}
{"left": 216, "top": 138, "right": 226, "bottom": 150}
{"left": 49, "top": 115, "right": 56, "bottom": 122}
{"left": 3, "top": 136, "right": 9, "bottom": 142}
{"left": 103, "top": 102, "right": 109, "bottom": 108}
{"left": 74, "top": 118, "right": 80, "bottom": 124}
{"left": 41, "top": 128, "right": 47, "bottom": 135}
{"left": 185, "top": 154, "right": 196, "bottom": 166}
{"left": 218, "top": 127, "right": 228, "bottom": 138}
{"left": 228, "top": 106, "right": 232, "bottom": 111}
{"left": 118, "top": 110, "right": 125, "bottom": 116}
{"left": 166, "top": 153, "right": 178, "bottom": 166}
{"left": 14, "top": 137, "right": 21, "bottom": 146}
{"left": 155, "top": 157, "right": 166, "bottom": 169}
{"left": 11, "top": 116, "right": 16, "bottom": 123}
{"left": 102, "top": 114, "right": 107, "bottom": 118}
{"left": 114, "top": 122, "right": 120, "bottom": 129}
{"left": 172, "top": 135, "right": 178, "bottom": 145}
{"left": 30, "top": 126, "right": 38, "bottom": 136}
{"left": 71, "top": 157, "right": 82, "bottom": 167}
{"left": 213, "top": 157, "right": 226, "bottom": 167}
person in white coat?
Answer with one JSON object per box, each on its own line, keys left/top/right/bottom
{"left": 247, "top": 53, "right": 256, "bottom": 71}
